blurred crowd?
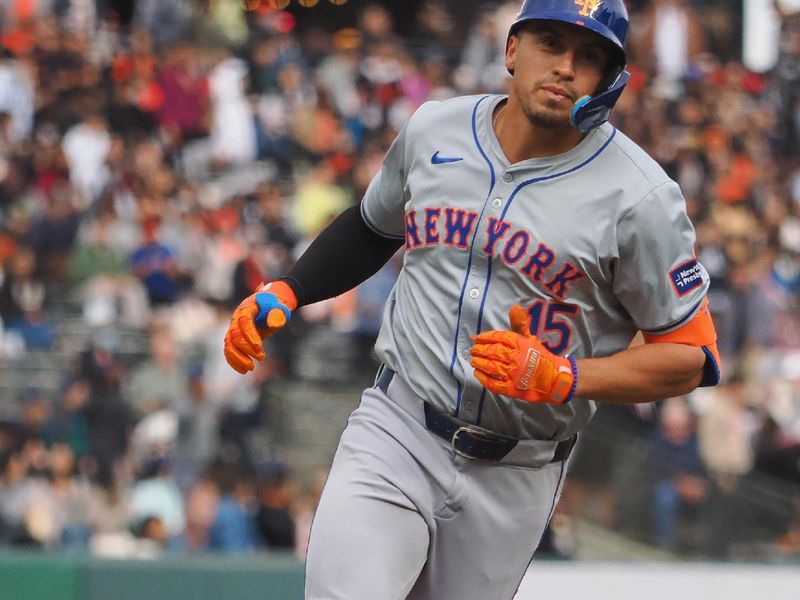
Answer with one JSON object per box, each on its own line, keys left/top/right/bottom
{"left": 0, "top": 0, "right": 799, "bottom": 560}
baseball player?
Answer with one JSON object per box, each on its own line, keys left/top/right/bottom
{"left": 224, "top": 1, "right": 721, "bottom": 598}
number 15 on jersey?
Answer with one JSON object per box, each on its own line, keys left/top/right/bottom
{"left": 526, "top": 301, "right": 579, "bottom": 355}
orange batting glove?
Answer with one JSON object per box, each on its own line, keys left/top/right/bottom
{"left": 470, "top": 305, "right": 578, "bottom": 405}
{"left": 224, "top": 280, "right": 298, "bottom": 374}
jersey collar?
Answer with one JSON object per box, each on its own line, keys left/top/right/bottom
{"left": 482, "top": 94, "right": 614, "bottom": 174}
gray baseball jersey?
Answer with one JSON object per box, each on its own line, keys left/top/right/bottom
{"left": 361, "top": 94, "right": 708, "bottom": 440}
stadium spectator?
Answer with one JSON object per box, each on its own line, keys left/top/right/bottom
{"left": 61, "top": 112, "right": 111, "bottom": 205}
{"left": 208, "top": 462, "right": 257, "bottom": 553}
{"left": 172, "top": 364, "right": 218, "bottom": 486}
{"left": 694, "top": 373, "right": 759, "bottom": 556}
{"left": 129, "top": 455, "right": 185, "bottom": 542}
{"left": 647, "top": 398, "right": 710, "bottom": 552}
{"left": 68, "top": 210, "right": 149, "bottom": 328}
{"left": 42, "top": 377, "right": 90, "bottom": 461}
{"left": 255, "top": 461, "right": 297, "bottom": 551}
{"left": 46, "top": 442, "right": 93, "bottom": 549}
{"left": 132, "top": 0, "right": 190, "bottom": 48}
{"left": 0, "top": 245, "right": 54, "bottom": 350}
{"left": 180, "top": 477, "right": 218, "bottom": 552}
{"left": 632, "top": 0, "right": 706, "bottom": 88}
{"left": 0, "top": 444, "right": 52, "bottom": 547}
{"left": 208, "top": 48, "right": 257, "bottom": 166}
{"left": 129, "top": 216, "right": 181, "bottom": 307}
{"left": 86, "top": 468, "right": 133, "bottom": 549}
{"left": 75, "top": 332, "right": 132, "bottom": 480}
{"left": 125, "top": 322, "right": 190, "bottom": 418}
{"left": 156, "top": 40, "right": 208, "bottom": 148}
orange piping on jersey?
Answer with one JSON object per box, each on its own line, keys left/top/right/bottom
{"left": 642, "top": 298, "right": 716, "bottom": 347}
{"left": 642, "top": 298, "right": 721, "bottom": 386}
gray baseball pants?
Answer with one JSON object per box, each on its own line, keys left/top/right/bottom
{"left": 304, "top": 372, "right": 569, "bottom": 600}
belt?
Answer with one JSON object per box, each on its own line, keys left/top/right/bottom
{"left": 375, "top": 367, "right": 576, "bottom": 463}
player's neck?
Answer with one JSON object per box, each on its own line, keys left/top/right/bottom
{"left": 494, "top": 100, "right": 585, "bottom": 162}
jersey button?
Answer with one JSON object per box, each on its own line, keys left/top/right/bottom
{"left": 502, "top": 172, "right": 513, "bottom": 183}
{"left": 469, "top": 288, "right": 480, "bottom": 299}
{"left": 462, "top": 348, "right": 471, "bottom": 359}
{"left": 491, "top": 197, "right": 502, "bottom": 209}
{"left": 464, "top": 401, "right": 474, "bottom": 410}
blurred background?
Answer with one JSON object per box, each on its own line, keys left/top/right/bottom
{"left": 0, "top": 0, "right": 799, "bottom": 598}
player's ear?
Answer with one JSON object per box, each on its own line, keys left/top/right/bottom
{"left": 505, "top": 35, "right": 518, "bottom": 74}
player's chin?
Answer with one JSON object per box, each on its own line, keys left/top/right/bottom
{"left": 527, "top": 108, "right": 571, "bottom": 130}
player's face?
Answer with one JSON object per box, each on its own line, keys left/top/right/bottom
{"left": 506, "top": 21, "right": 611, "bottom": 130}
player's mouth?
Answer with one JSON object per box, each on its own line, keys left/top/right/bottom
{"left": 539, "top": 85, "right": 573, "bottom": 103}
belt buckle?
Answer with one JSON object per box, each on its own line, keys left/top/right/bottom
{"left": 451, "top": 426, "right": 493, "bottom": 460}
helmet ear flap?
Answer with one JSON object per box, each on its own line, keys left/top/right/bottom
{"left": 570, "top": 70, "right": 630, "bottom": 133}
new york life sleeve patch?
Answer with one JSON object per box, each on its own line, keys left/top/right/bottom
{"left": 669, "top": 259, "right": 707, "bottom": 297}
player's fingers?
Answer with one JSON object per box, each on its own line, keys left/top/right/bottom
{"left": 224, "top": 342, "right": 255, "bottom": 374}
{"left": 473, "top": 367, "right": 495, "bottom": 387}
{"left": 469, "top": 342, "right": 515, "bottom": 363}
{"left": 508, "top": 305, "right": 532, "bottom": 336}
{"left": 236, "top": 299, "right": 259, "bottom": 320}
{"left": 470, "top": 330, "right": 517, "bottom": 348}
{"left": 473, "top": 368, "right": 509, "bottom": 394}
{"left": 232, "top": 319, "right": 264, "bottom": 358}
{"left": 237, "top": 314, "right": 264, "bottom": 351}
{"left": 266, "top": 308, "right": 287, "bottom": 330}
{"left": 470, "top": 357, "right": 512, "bottom": 379}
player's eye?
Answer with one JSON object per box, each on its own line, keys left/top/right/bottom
{"left": 538, "top": 34, "right": 560, "bottom": 50}
{"left": 579, "top": 48, "right": 605, "bottom": 68}
{"left": 581, "top": 50, "right": 598, "bottom": 62}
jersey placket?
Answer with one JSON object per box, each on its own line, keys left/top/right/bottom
{"left": 454, "top": 168, "right": 519, "bottom": 424}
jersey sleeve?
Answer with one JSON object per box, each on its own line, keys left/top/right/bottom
{"left": 359, "top": 120, "right": 409, "bottom": 240}
{"left": 613, "top": 181, "right": 709, "bottom": 333}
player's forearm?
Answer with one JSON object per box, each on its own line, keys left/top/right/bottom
{"left": 281, "top": 204, "right": 403, "bottom": 307}
{"left": 574, "top": 343, "right": 705, "bottom": 404}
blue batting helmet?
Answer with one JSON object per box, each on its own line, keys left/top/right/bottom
{"left": 508, "top": 0, "right": 630, "bottom": 133}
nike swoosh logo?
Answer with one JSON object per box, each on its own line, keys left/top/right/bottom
{"left": 431, "top": 151, "right": 463, "bottom": 164}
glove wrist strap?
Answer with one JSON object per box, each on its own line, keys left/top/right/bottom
{"left": 256, "top": 280, "right": 299, "bottom": 312}
{"left": 564, "top": 355, "right": 578, "bottom": 403}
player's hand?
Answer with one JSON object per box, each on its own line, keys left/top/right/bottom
{"left": 224, "top": 280, "right": 298, "bottom": 374}
{"left": 470, "top": 305, "right": 577, "bottom": 404}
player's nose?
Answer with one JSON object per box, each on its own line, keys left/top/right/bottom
{"left": 551, "top": 50, "right": 577, "bottom": 79}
